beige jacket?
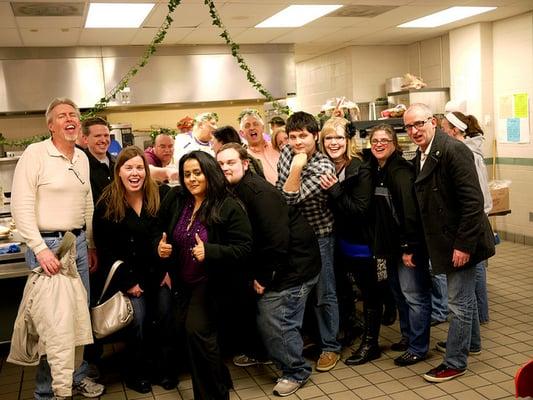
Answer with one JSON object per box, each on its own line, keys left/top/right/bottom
{"left": 7, "top": 232, "right": 93, "bottom": 397}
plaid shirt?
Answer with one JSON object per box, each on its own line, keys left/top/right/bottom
{"left": 276, "top": 145, "right": 335, "bottom": 238}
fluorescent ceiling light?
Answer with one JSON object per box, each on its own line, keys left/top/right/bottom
{"left": 256, "top": 5, "right": 343, "bottom": 28}
{"left": 398, "top": 6, "right": 496, "bottom": 28}
{"left": 85, "top": 3, "right": 155, "bottom": 28}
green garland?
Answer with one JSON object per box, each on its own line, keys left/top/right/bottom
{"left": 203, "top": 0, "right": 290, "bottom": 116}
{"left": 4, "top": 0, "right": 290, "bottom": 147}
{"left": 82, "top": 0, "right": 183, "bottom": 119}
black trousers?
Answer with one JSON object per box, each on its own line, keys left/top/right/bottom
{"left": 176, "top": 281, "right": 232, "bottom": 400}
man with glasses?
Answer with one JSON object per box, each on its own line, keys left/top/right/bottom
{"left": 403, "top": 103, "right": 495, "bottom": 383}
{"left": 11, "top": 98, "right": 104, "bottom": 399}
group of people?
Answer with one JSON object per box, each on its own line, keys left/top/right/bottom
{"left": 9, "top": 97, "right": 495, "bottom": 400}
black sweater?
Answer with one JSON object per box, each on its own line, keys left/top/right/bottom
{"left": 93, "top": 203, "right": 164, "bottom": 294}
{"left": 233, "top": 171, "right": 321, "bottom": 292}
{"left": 326, "top": 158, "right": 373, "bottom": 248}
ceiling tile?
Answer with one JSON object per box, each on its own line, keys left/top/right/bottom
{"left": 20, "top": 27, "right": 81, "bottom": 46}
{"left": 0, "top": 29, "right": 23, "bottom": 46}
{"left": 271, "top": 27, "right": 344, "bottom": 44}
{"left": 145, "top": 3, "right": 212, "bottom": 28}
{"left": 179, "top": 27, "right": 246, "bottom": 44}
{"left": 79, "top": 29, "right": 137, "bottom": 45}
{"left": 0, "top": 3, "right": 17, "bottom": 28}
{"left": 16, "top": 16, "right": 84, "bottom": 29}
{"left": 232, "top": 28, "right": 292, "bottom": 44}
{"left": 130, "top": 27, "right": 196, "bottom": 44}
{"left": 212, "top": 3, "right": 286, "bottom": 28}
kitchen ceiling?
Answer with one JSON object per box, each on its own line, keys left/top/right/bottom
{"left": 1, "top": 0, "right": 532, "bottom": 61}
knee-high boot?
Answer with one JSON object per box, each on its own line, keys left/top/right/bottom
{"left": 345, "top": 306, "right": 381, "bottom": 365}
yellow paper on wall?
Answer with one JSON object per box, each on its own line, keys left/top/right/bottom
{"left": 514, "top": 93, "right": 529, "bottom": 118}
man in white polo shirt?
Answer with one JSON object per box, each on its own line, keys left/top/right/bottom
{"left": 11, "top": 97, "right": 104, "bottom": 400}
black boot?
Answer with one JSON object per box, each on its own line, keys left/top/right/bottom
{"left": 345, "top": 307, "right": 381, "bottom": 365}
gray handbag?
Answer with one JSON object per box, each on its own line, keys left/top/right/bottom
{"left": 90, "top": 260, "right": 134, "bottom": 339}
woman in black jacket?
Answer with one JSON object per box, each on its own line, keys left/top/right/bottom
{"left": 367, "top": 124, "right": 432, "bottom": 366}
{"left": 318, "top": 117, "right": 382, "bottom": 365}
{"left": 93, "top": 146, "right": 174, "bottom": 393}
{"left": 157, "top": 150, "right": 252, "bottom": 400}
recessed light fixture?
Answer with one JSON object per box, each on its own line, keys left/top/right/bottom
{"left": 255, "top": 5, "right": 343, "bottom": 28}
{"left": 85, "top": 3, "right": 155, "bottom": 28}
{"left": 398, "top": 6, "right": 496, "bottom": 28}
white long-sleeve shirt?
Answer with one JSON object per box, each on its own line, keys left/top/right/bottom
{"left": 11, "top": 139, "right": 94, "bottom": 254}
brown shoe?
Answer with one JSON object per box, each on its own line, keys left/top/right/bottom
{"left": 316, "top": 351, "right": 340, "bottom": 372}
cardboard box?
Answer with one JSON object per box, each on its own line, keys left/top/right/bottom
{"left": 490, "top": 186, "right": 510, "bottom": 214}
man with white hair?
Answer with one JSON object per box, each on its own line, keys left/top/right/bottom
{"left": 173, "top": 111, "right": 218, "bottom": 165}
{"left": 11, "top": 97, "right": 105, "bottom": 399}
{"left": 239, "top": 109, "right": 280, "bottom": 185}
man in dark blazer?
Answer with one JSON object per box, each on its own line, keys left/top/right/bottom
{"left": 216, "top": 143, "right": 321, "bottom": 397}
{"left": 404, "top": 103, "right": 495, "bottom": 383}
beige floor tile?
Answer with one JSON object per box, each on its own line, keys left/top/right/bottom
{"left": 310, "top": 372, "right": 337, "bottom": 384}
{"left": 328, "top": 390, "right": 361, "bottom": 400}
{"left": 295, "top": 385, "right": 325, "bottom": 399}
{"left": 479, "top": 370, "right": 514, "bottom": 383}
{"left": 317, "top": 381, "right": 348, "bottom": 394}
{"left": 433, "top": 378, "right": 470, "bottom": 394}
{"left": 1, "top": 240, "right": 532, "bottom": 400}
{"left": 388, "top": 390, "right": 424, "bottom": 400}
{"left": 475, "top": 383, "right": 513, "bottom": 399}
{"left": 352, "top": 385, "right": 385, "bottom": 399}
{"left": 412, "top": 385, "right": 447, "bottom": 399}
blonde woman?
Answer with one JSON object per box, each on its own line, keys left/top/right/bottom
{"left": 318, "top": 117, "right": 379, "bottom": 364}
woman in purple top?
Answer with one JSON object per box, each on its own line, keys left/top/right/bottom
{"left": 157, "top": 151, "right": 252, "bottom": 400}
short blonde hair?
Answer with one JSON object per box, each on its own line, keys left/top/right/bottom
{"left": 319, "top": 117, "right": 360, "bottom": 161}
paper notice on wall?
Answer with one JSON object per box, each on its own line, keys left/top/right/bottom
{"left": 499, "top": 95, "right": 513, "bottom": 119}
{"left": 497, "top": 93, "right": 530, "bottom": 144}
{"left": 514, "top": 93, "right": 529, "bottom": 118}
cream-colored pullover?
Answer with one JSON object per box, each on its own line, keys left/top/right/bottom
{"left": 11, "top": 139, "right": 94, "bottom": 254}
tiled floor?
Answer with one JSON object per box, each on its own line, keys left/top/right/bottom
{"left": 1, "top": 240, "right": 532, "bottom": 400}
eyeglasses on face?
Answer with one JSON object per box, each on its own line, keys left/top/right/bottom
{"left": 404, "top": 117, "right": 431, "bottom": 131}
{"left": 370, "top": 138, "right": 393, "bottom": 145}
{"left": 324, "top": 135, "right": 346, "bottom": 142}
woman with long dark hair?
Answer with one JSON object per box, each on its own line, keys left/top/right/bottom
{"left": 157, "top": 150, "right": 252, "bottom": 400}
{"left": 94, "top": 146, "right": 175, "bottom": 393}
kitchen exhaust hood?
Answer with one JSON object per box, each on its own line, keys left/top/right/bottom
{"left": 0, "top": 45, "right": 296, "bottom": 114}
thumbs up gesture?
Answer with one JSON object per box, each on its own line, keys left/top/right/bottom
{"left": 158, "top": 232, "right": 173, "bottom": 258}
{"left": 191, "top": 233, "right": 205, "bottom": 262}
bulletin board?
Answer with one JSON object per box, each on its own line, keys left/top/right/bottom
{"left": 496, "top": 93, "right": 530, "bottom": 143}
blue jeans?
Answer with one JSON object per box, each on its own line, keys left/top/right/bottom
{"left": 256, "top": 275, "right": 319, "bottom": 382}
{"left": 388, "top": 258, "right": 432, "bottom": 357}
{"left": 431, "top": 272, "right": 448, "bottom": 323}
{"left": 444, "top": 265, "right": 480, "bottom": 370}
{"left": 315, "top": 235, "right": 341, "bottom": 353}
{"left": 25, "top": 232, "right": 90, "bottom": 400}
{"left": 475, "top": 260, "right": 489, "bottom": 323}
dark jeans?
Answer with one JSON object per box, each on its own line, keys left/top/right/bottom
{"left": 110, "top": 284, "right": 176, "bottom": 381}
{"left": 175, "top": 281, "right": 232, "bottom": 400}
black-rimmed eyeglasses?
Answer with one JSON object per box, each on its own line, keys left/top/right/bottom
{"left": 404, "top": 117, "right": 431, "bottom": 131}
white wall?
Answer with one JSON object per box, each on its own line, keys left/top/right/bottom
{"left": 296, "top": 39, "right": 449, "bottom": 115}
{"left": 490, "top": 12, "right": 533, "bottom": 240}
{"left": 295, "top": 47, "right": 353, "bottom": 114}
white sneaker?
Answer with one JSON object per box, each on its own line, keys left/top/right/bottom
{"left": 273, "top": 378, "right": 303, "bottom": 397}
{"left": 72, "top": 377, "right": 105, "bottom": 398}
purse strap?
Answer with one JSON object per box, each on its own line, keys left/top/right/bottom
{"left": 97, "top": 260, "right": 124, "bottom": 305}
